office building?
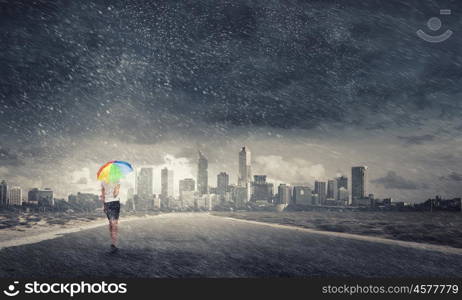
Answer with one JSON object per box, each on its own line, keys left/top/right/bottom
{"left": 180, "top": 191, "right": 196, "bottom": 209}
{"left": 327, "top": 179, "right": 338, "bottom": 200}
{"left": 292, "top": 186, "right": 312, "bottom": 205}
{"left": 238, "top": 146, "right": 252, "bottom": 201}
{"left": 336, "top": 175, "right": 348, "bottom": 190}
{"left": 251, "top": 175, "right": 273, "bottom": 202}
{"left": 8, "top": 186, "right": 22, "bottom": 206}
{"left": 28, "top": 188, "right": 53, "bottom": 206}
{"left": 179, "top": 178, "right": 195, "bottom": 193}
{"left": 314, "top": 181, "right": 327, "bottom": 204}
{"left": 137, "top": 168, "right": 153, "bottom": 198}
{"left": 231, "top": 186, "right": 248, "bottom": 208}
{"left": 0, "top": 180, "right": 8, "bottom": 206}
{"left": 217, "top": 172, "right": 229, "bottom": 197}
{"left": 352, "top": 166, "right": 368, "bottom": 205}
{"left": 197, "top": 151, "right": 208, "bottom": 195}
{"left": 338, "top": 187, "right": 349, "bottom": 205}
{"left": 277, "top": 184, "right": 291, "bottom": 205}
{"left": 161, "top": 168, "right": 174, "bottom": 199}
{"left": 312, "top": 193, "right": 320, "bottom": 205}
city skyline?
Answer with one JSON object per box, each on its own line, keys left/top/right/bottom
{"left": 0, "top": 142, "right": 453, "bottom": 206}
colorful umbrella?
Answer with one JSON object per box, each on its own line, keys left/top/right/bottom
{"left": 97, "top": 160, "right": 133, "bottom": 183}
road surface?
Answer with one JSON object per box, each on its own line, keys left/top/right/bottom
{"left": 0, "top": 213, "right": 461, "bottom": 278}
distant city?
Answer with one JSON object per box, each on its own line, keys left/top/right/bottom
{"left": 0, "top": 146, "right": 461, "bottom": 212}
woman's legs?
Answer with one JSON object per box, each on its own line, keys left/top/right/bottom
{"left": 104, "top": 201, "right": 120, "bottom": 251}
{"left": 109, "top": 219, "right": 118, "bottom": 246}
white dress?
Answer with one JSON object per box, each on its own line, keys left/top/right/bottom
{"left": 101, "top": 181, "right": 120, "bottom": 203}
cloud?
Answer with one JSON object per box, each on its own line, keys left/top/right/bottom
{"left": 371, "top": 171, "right": 428, "bottom": 190}
{"left": 397, "top": 135, "right": 434, "bottom": 145}
{"left": 0, "top": 166, "right": 8, "bottom": 177}
{"left": 76, "top": 177, "right": 88, "bottom": 184}
{"left": 440, "top": 172, "right": 462, "bottom": 182}
{"left": 254, "top": 155, "right": 325, "bottom": 185}
{"left": 0, "top": 147, "right": 23, "bottom": 166}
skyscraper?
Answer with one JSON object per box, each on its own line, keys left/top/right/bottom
{"left": 0, "top": 180, "right": 8, "bottom": 206}
{"left": 337, "top": 175, "right": 348, "bottom": 190}
{"left": 277, "top": 184, "right": 291, "bottom": 205}
{"left": 28, "top": 188, "right": 53, "bottom": 206}
{"left": 179, "top": 178, "right": 196, "bottom": 209}
{"left": 251, "top": 175, "right": 273, "bottom": 202}
{"left": 137, "top": 168, "right": 153, "bottom": 197}
{"left": 314, "top": 181, "right": 327, "bottom": 204}
{"left": 336, "top": 175, "right": 348, "bottom": 203}
{"left": 216, "top": 172, "right": 229, "bottom": 197}
{"left": 352, "top": 166, "right": 367, "bottom": 204}
{"left": 8, "top": 186, "right": 22, "bottom": 206}
{"left": 338, "top": 187, "right": 349, "bottom": 205}
{"left": 197, "top": 151, "right": 208, "bottom": 195}
{"left": 161, "top": 167, "right": 174, "bottom": 199}
{"left": 179, "top": 178, "right": 195, "bottom": 193}
{"left": 327, "top": 179, "right": 338, "bottom": 200}
{"left": 292, "top": 186, "right": 312, "bottom": 205}
{"left": 238, "top": 146, "right": 252, "bottom": 201}
{"left": 238, "top": 146, "right": 252, "bottom": 186}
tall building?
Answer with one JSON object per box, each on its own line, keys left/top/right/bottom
{"left": 8, "top": 186, "right": 22, "bottom": 206}
{"left": 312, "top": 193, "right": 320, "bottom": 205}
{"left": 238, "top": 146, "right": 252, "bottom": 201}
{"left": 179, "top": 178, "right": 195, "bottom": 209}
{"left": 336, "top": 175, "right": 348, "bottom": 200}
{"left": 232, "top": 186, "right": 248, "bottom": 208}
{"left": 314, "top": 181, "right": 327, "bottom": 204}
{"left": 292, "top": 186, "right": 312, "bottom": 205}
{"left": 352, "top": 166, "right": 367, "bottom": 203}
{"left": 179, "top": 178, "right": 195, "bottom": 193}
{"left": 238, "top": 146, "right": 252, "bottom": 186}
{"left": 216, "top": 172, "right": 229, "bottom": 197}
{"left": 137, "top": 168, "right": 153, "bottom": 198}
{"left": 28, "top": 188, "right": 53, "bottom": 206}
{"left": 153, "top": 194, "right": 161, "bottom": 210}
{"left": 0, "top": 180, "right": 8, "bottom": 206}
{"left": 161, "top": 168, "right": 174, "bottom": 199}
{"left": 277, "top": 184, "right": 291, "bottom": 205}
{"left": 327, "top": 179, "right": 338, "bottom": 200}
{"left": 338, "top": 187, "right": 349, "bottom": 205}
{"left": 179, "top": 191, "right": 196, "bottom": 209}
{"left": 336, "top": 175, "right": 348, "bottom": 190}
{"left": 251, "top": 175, "right": 273, "bottom": 202}
{"left": 197, "top": 151, "right": 208, "bottom": 195}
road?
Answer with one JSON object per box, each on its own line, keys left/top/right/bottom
{"left": 0, "top": 213, "right": 461, "bottom": 278}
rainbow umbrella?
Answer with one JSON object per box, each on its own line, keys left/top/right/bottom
{"left": 97, "top": 161, "right": 133, "bottom": 183}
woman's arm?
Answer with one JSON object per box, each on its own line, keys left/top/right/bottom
{"left": 100, "top": 185, "right": 105, "bottom": 203}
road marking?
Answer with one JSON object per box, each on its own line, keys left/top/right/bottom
{"left": 218, "top": 215, "right": 462, "bottom": 256}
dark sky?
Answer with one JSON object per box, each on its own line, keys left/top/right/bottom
{"left": 0, "top": 0, "right": 461, "bottom": 201}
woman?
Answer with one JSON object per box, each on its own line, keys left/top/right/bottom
{"left": 100, "top": 179, "right": 121, "bottom": 253}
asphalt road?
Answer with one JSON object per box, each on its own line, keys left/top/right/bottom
{"left": 0, "top": 213, "right": 461, "bottom": 278}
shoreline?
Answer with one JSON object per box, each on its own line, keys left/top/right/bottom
{"left": 0, "top": 213, "right": 163, "bottom": 250}
{"left": 212, "top": 210, "right": 462, "bottom": 249}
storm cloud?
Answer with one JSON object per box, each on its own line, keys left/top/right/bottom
{"left": 397, "top": 134, "right": 435, "bottom": 145}
{"left": 440, "top": 172, "right": 462, "bottom": 182}
{"left": 0, "top": 0, "right": 461, "bottom": 201}
{"left": 372, "top": 171, "right": 428, "bottom": 190}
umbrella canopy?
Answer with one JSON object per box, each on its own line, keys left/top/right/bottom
{"left": 97, "top": 160, "right": 133, "bottom": 183}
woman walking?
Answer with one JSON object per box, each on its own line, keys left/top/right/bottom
{"left": 97, "top": 160, "right": 134, "bottom": 253}
{"left": 101, "top": 179, "right": 121, "bottom": 253}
